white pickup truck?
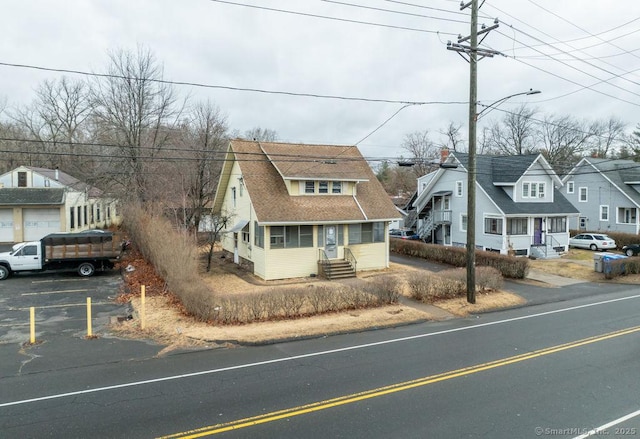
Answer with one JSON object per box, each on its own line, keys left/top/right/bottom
{"left": 0, "top": 231, "right": 125, "bottom": 280}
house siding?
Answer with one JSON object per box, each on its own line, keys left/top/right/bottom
{"left": 561, "top": 161, "right": 639, "bottom": 234}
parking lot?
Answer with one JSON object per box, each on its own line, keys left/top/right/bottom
{"left": 0, "top": 269, "right": 129, "bottom": 345}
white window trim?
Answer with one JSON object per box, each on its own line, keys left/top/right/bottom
{"left": 522, "top": 181, "right": 546, "bottom": 199}
{"left": 579, "top": 187, "right": 588, "bottom": 202}
{"left": 460, "top": 213, "right": 467, "bottom": 232}
{"left": 455, "top": 181, "right": 463, "bottom": 197}
{"left": 599, "top": 205, "right": 609, "bottom": 221}
{"left": 567, "top": 181, "right": 574, "bottom": 194}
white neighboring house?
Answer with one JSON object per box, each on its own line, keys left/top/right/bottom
{"left": 0, "top": 166, "right": 120, "bottom": 243}
{"left": 412, "top": 152, "right": 579, "bottom": 258}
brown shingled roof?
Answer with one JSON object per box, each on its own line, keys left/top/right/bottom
{"left": 230, "top": 140, "right": 400, "bottom": 224}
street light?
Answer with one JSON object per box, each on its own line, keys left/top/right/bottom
{"left": 466, "top": 88, "right": 541, "bottom": 304}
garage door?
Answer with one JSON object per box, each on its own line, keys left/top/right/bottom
{"left": 23, "top": 208, "right": 61, "bottom": 241}
{"left": 0, "top": 209, "right": 13, "bottom": 242}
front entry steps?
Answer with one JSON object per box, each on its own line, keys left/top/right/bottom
{"left": 322, "top": 259, "right": 356, "bottom": 280}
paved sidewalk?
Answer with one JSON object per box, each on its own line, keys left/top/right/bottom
{"left": 526, "top": 269, "right": 587, "bottom": 287}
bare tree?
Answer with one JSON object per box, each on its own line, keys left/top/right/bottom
{"left": 588, "top": 116, "right": 626, "bottom": 158}
{"left": 486, "top": 104, "right": 538, "bottom": 155}
{"left": 241, "top": 127, "right": 278, "bottom": 142}
{"left": 401, "top": 130, "right": 439, "bottom": 177}
{"left": 91, "top": 46, "right": 184, "bottom": 200}
{"left": 536, "top": 114, "right": 595, "bottom": 173}
{"left": 439, "top": 122, "right": 464, "bottom": 152}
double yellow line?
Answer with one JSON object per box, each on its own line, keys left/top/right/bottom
{"left": 160, "top": 325, "right": 640, "bottom": 438}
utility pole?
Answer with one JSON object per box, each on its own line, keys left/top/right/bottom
{"left": 447, "top": 1, "right": 500, "bottom": 304}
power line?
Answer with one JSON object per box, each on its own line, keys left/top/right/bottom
{"left": 320, "top": 0, "right": 468, "bottom": 25}
{"left": 0, "top": 61, "right": 467, "bottom": 106}
{"left": 208, "top": 0, "right": 457, "bottom": 35}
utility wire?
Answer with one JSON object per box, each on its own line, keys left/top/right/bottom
{"left": 321, "top": 0, "right": 468, "bottom": 24}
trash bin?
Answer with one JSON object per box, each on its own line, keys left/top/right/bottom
{"left": 593, "top": 253, "right": 606, "bottom": 273}
{"left": 602, "top": 254, "right": 628, "bottom": 275}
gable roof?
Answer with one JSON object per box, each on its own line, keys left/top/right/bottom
{"left": 567, "top": 158, "right": 640, "bottom": 207}
{"left": 0, "top": 188, "right": 65, "bottom": 205}
{"left": 437, "top": 152, "right": 578, "bottom": 215}
{"left": 216, "top": 140, "right": 400, "bottom": 224}
{"left": 24, "top": 166, "right": 103, "bottom": 198}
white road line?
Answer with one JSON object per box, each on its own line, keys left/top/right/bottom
{"left": 21, "top": 289, "right": 89, "bottom": 296}
{"left": 573, "top": 408, "right": 640, "bottom": 438}
{"left": 1, "top": 292, "right": 639, "bottom": 408}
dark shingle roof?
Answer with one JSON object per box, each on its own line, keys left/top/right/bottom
{"left": 585, "top": 158, "right": 640, "bottom": 206}
{"left": 0, "top": 188, "right": 65, "bottom": 205}
{"left": 453, "top": 153, "right": 579, "bottom": 215}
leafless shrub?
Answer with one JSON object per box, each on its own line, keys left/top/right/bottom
{"left": 363, "top": 276, "right": 400, "bottom": 304}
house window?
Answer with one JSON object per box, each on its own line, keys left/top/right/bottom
{"left": 348, "top": 223, "right": 384, "bottom": 244}
{"left": 455, "top": 181, "right": 463, "bottom": 197}
{"left": 522, "top": 182, "right": 545, "bottom": 198}
{"left": 506, "top": 218, "right": 527, "bottom": 235}
{"left": 484, "top": 218, "right": 503, "bottom": 235}
{"left": 332, "top": 181, "right": 342, "bottom": 194}
{"left": 530, "top": 183, "right": 537, "bottom": 198}
{"left": 538, "top": 183, "right": 545, "bottom": 198}
{"left": 270, "top": 226, "right": 285, "bottom": 248}
{"left": 618, "top": 208, "right": 637, "bottom": 224}
{"left": 600, "top": 205, "right": 609, "bottom": 221}
{"left": 240, "top": 224, "right": 249, "bottom": 243}
{"left": 579, "top": 187, "right": 587, "bottom": 202}
{"left": 77, "top": 206, "right": 82, "bottom": 226}
{"left": 270, "top": 225, "right": 313, "bottom": 249}
{"left": 305, "top": 181, "right": 315, "bottom": 194}
{"left": 90, "top": 204, "right": 95, "bottom": 224}
{"left": 231, "top": 187, "right": 237, "bottom": 207}
{"left": 567, "top": 181, "right": 574, "bottom": 194}
{"left": 70, "top": 208, "right": 75, "bottom": 229}
{"left": 44, "top": 179, "right": 50, "bottom": 187}
{"left": 96, "top": 204, "right": 101, "bottom": 222}
{"left": 548, "top": 217, "right": 566, "bottom": 233}
{"left": 522, "top": 183, "right": 529, "bottom": 198}
{"left": 460, "top": 214, "right": 467, "bottom": 232}
{"left": 254, "top": 221, "right": 264, "bottom": 248}
{"left": 18, "top": 171, "right": 27, "bottom": 187}
{"left": 319, "top": 181, "right": 329, "bottom": 194}
{"left": 84, "top": 206, "right": 88, "bottom": 226}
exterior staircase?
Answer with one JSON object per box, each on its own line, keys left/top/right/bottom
{"left": 530, "top": 245, "right": 561, "bottom": 259}
{"left": 322, "top": 259, "right": 357, "bottom": 279}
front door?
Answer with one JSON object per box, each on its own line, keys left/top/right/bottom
{"left": 325, "top": 225, "right": 338, "bottom": 259}
{"left": 533, "top": 218, "right": 543, "bottom": 245}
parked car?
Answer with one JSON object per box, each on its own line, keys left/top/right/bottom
{"left": 569, "top": 233, "right": 616, "bottom": 251}
{"left": 622, "top": 243, "right": 640, "bottom": 257}
{"left": 389, "top": 229, "right": 420, "bottom": 240}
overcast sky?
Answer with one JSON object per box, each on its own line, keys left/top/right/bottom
{"left": 3, "top": 0, "right": 640, "bottom": 162}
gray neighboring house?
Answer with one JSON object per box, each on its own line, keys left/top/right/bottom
{"left": 412, "top": 152, "right": 579, "bottom": 258}
{"left": 560, "top": 157, "right": 640, "bottom": 235}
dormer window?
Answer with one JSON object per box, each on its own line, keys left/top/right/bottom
{"left": 305, "top": 181, "right": 315, "bottom": 194}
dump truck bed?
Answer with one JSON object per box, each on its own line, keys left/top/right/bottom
{"left": 42, "top": 231, "right": 123, "bottom": 261}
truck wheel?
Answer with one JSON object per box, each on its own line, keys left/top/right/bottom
{"left": 78, "top": 262, "right": 95, "bottom": 277}
{"left": 0, "top": 265, "right": 10, "bottom": 280}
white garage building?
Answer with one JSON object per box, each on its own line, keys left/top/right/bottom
{"left": 0, "top": 166, "right": 120, "bottom": 243}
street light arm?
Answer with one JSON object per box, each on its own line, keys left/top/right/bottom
{"left": 476, "top": 89, "right": 540, "bottom": 120}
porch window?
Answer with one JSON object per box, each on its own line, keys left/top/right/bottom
{"left": 506, "top": 218, "right": 527, "bottom": 235}
{"left": 270, "top": 226, "right": 285, "bottom": 248}
{"left": 548, "top": 217, "right": 566, "bottom": 233}
{"left": 348, "top": 222, "right": 384, "bottom": 244}
{"left": 317, "top": 225, "right": 344, "bottom": 247}
{"left": 618, "top": 208, "right": 637, "bottom": 224}
{"left": 319, "top": 181, "right": 329, "bottom": 194}
{"left": 579, "top": 187, "right": 587, "bottom": 202}
{"left": 484, "top": 218, "right": 503, "bottom": 235}
{"left": 300, "top": 226, "right": 313, "bottom": 247}
{"left": 255, "top": 221, "right": 264, "bottom": 248}
{"left": 567, "top": 181, "right": 574, "bottom": 194}
{"left": 600, "top": 205, "right": 609, "bottom": 221}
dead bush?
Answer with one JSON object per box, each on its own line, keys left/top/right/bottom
{"left": 363, "top": 276, "right": 400, "bottom": 304}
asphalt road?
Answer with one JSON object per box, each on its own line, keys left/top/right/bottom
{"left": 1, "top": 279, "right": 640, "bottom": 438}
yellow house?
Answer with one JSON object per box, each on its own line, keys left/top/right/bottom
{"left": 212, "top": 140, "right": 401, "bottom": 280}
